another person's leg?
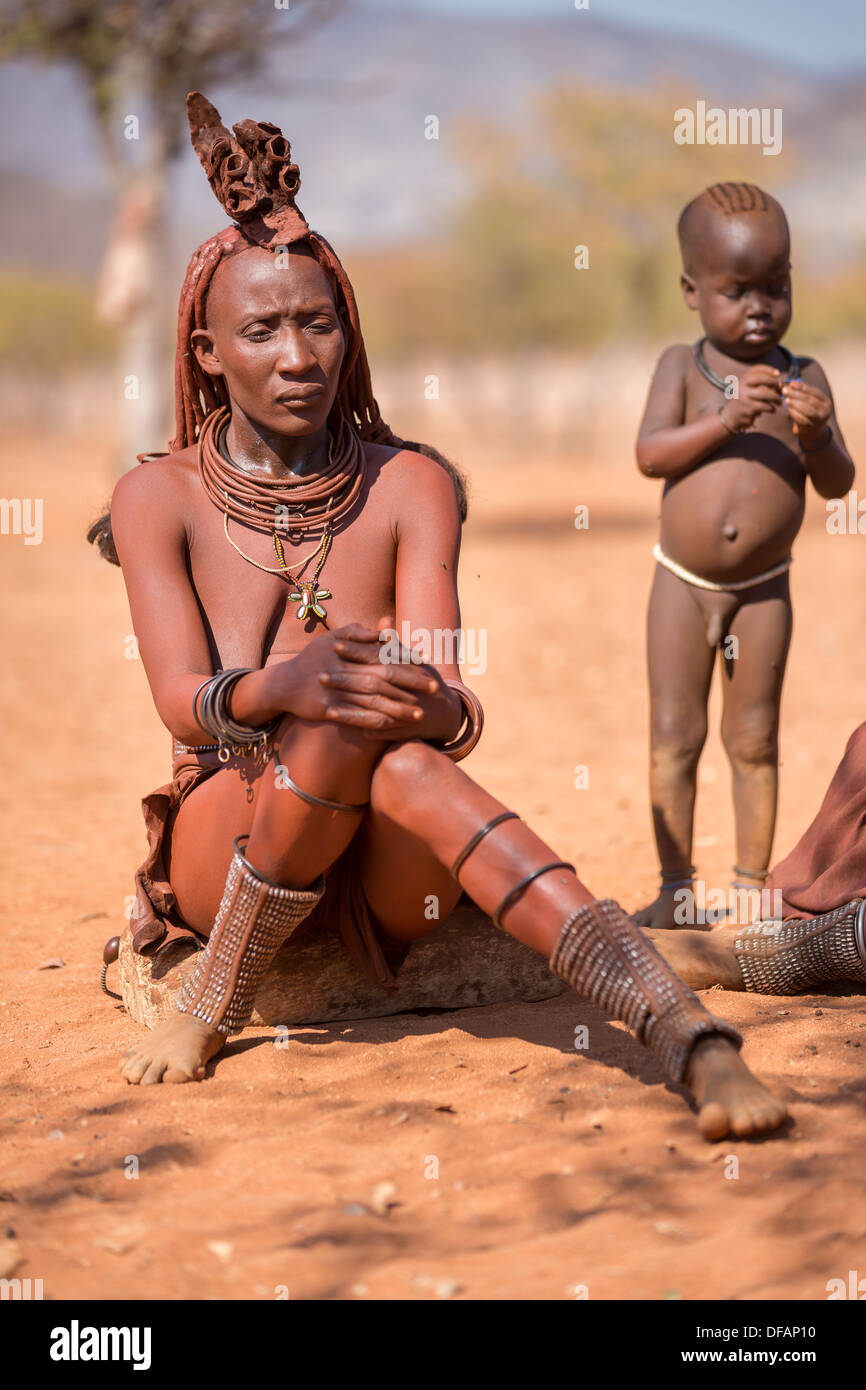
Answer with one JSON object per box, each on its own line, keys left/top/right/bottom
{"left": 649, "top": 901, "right": 866, "bottom": 996}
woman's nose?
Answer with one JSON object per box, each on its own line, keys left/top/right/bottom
{"left": 274, "top": 327, "right": 316, "bottom": 373}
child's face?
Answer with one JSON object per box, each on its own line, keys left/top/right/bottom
{"left": 681, "top": 217, "right": 792, "bottom": 359}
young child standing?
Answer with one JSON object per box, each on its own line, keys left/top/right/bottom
{"left": 634, "top": 182, "right": 854, "bottom": 931}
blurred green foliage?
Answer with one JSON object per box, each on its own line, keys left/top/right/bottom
{"left": 354, "top": 84, "right": 866, "bottom": 358}
{"left": 0, "top": 271, "right": 115, "bottom": 370}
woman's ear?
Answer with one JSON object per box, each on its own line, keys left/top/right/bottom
{"left": 680, "top": 273, "right": 699, "bottom": 310}
{"left": 191, "top": 327, "right": 223, "bottom": 378}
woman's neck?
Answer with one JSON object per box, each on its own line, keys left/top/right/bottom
{"left": 221, "top": 411, "right": 331, "bottom": 480}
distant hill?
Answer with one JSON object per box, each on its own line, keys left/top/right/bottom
{"left": 1, "top": 1, "right": 863, "bottom": 275}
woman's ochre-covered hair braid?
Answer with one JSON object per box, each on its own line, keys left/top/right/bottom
{"left": 89, "top": 91, "right": 467, "bottom": 564}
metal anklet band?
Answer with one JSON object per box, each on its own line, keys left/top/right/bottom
{"left": 856, "top": 899, "right": 866, "bottom": 966}
{"left": 661, "top": 864, "right": 696, "bottom": 881}
{"left": 280, "top": 767, "right": 368, "bottom": 813}
{"left": 549, "top": 897, "right": 742, "bottom": 1085}
{"left": 733, "top": 865, "right": 768, "bottom": 882}
{"left": 660, "top": 865, "right": 696, "bottom": 890}
{"left": 733, "top": 897, "right": 866, "bottom": 995}
{"left": 492, "top": 861, "right": 576, "bottom": 930}
{"left": 449, "top": 811, "right": 520, "bottom": 881}
{"left": 176, "top": 835, "right": 325, "bottom": 1035}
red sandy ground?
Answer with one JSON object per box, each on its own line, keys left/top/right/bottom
{"left": 2, "top": 407, "right": 866, "bottom": 1302}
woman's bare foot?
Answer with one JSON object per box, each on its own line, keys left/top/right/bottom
{"left": 686, "top": 1034, "right": 788, "bottom": 1140}
{"left": 632, "top": 887, "right": 703, "bottom": 932}
{"left": 647, "top": 922, "right": 745, "bottom": 991}
{"left": 119, "top": 1013, "right": 225, "bottom": 1084}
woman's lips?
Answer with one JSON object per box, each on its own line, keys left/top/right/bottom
{"left": 275, "top": 387, "right": 326, "bottom": 405}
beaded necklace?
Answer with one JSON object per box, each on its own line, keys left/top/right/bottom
{"left": 196, "top": 404, "right": 359, "bottom": 625}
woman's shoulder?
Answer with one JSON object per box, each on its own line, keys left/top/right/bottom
{"left": 361, "top": 439, "right": 467, "bottom": 522}
{"left": 111, "top": 445, "right": 199, "bottom": 512}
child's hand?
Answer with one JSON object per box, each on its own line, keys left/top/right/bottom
{"left": 780, "top": 379, "right": 832, "bottom": 444}
{"left": 720, "top": 365, "right": 783, "bottom": 431}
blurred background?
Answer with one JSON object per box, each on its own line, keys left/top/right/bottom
{"left": 2, "top": 0, "right": 866, "bottom": 465}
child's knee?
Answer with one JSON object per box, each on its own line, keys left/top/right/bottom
{"left": 721, "top": 713, "right": 778, "bottom": 767}
{"left": 650, "top": 708, "right": 707, "bottom": 764}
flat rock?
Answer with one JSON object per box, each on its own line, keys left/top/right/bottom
{"left": 118, "top": 896, "right": 562, "bottom": 1030}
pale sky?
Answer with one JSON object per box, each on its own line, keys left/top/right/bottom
{"left": 376, "top": 0, "right": 866, "bottom": 73}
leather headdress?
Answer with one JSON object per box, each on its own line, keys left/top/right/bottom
{"left": 186, "top": 90, "right": 309, "bottom": 250}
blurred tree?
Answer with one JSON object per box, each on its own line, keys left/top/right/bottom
{"left": 1, "top": 0, "right": 343, "bottom": 471}
{"left": 353, "top": 82, "right": 801, "bottom": 359}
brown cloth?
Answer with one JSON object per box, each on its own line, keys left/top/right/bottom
{"left": 766, "top": 721, "right": 866, "bottom": 918}
{"left": 130, "top": 743, "right": 408, "bottom": 991}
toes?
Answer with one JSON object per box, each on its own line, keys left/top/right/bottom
{"left": 697, "top": 1100, "right": 729, "bottom": 1141}
{"left": 139, "top": 1058, "right": 169, "bottom": 1085}
{"left": 730, "top": 1096, "right": 789, "bottom": 1138}
{"left": 120, "top": 1052, "right": 152, "bottom": 1085}
{"left": 730, "top": 1107, "right": 758, "bottom": 1138}
{"left": 162, "top": 1065, "right": 197, "bottom": 1084}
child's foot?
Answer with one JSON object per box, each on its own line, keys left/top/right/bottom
{"left": 647, "top": 923, "right": 745, "bottom": 990}
{"left": 632, "top": 887, "right": 702, "bottom": 931}
{"left": 119, "top": 1013, "right": 225, "bottom": 1084}
{"left": 686, "top": 1034, "right": 788, "bottom": 1140}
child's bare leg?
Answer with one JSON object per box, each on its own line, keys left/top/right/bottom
{"left": 634, "top": 566, "right": 715, "bottom": 930}
{"left": 720, "top": 574, "right": 792, "bottom": 883}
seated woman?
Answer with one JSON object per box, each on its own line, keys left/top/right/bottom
{"left": 653, "top": 722, "right": 866, "bottom": 993}
{"left": 90, "top": 92, "right": 788, "bottom": 1141}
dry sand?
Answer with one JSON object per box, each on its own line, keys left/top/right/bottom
{"left": 2, "top": 405, "right": 866, "bottom": 1301}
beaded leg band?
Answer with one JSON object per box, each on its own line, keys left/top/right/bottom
{"left": 176, "top": 836, "right": 325, "bottom": 1035}
{"left": 550, "top": 898, "right": 743, "bottom": 1084}
{"left": 733, "top": 898, "right": 866, "bottom": 995}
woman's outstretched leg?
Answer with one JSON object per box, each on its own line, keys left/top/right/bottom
{"left": 353, "top": 740, "right": 788, "bottom": 1140}
{"left": 121, "top": 725, "right": 789, "bottom": 1140}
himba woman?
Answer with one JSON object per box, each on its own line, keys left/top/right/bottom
{"left": 90, "top": 92, "right": 788, "bottom": 1141}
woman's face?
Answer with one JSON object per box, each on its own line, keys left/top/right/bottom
{"left": 192, "top": 243, "right": 348, "bottom": 437}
